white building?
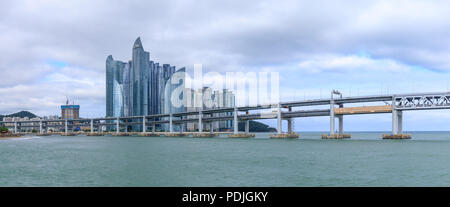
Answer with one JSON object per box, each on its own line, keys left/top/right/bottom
{"left": 186, "top": 87, "right": 235, "bottom": 132}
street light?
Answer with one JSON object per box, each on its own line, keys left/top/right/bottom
{"left": 332, "top": 90, "right": 342, "bottom": 99}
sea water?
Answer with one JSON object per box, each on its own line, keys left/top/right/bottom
{"left": 0, "top": 132, "right": 449, "bottom": 186}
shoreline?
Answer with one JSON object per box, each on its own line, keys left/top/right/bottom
{"left": 0, "top": 133, "right": 22, "bottom": 139}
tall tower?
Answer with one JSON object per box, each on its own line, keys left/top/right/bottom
{"left": 106, "top": 55, "right": 115, "bottom": 117}
{"left": 106, "top": 37, "right": 187, "bottom": 132}
{"left": 106, "top": 55, "right": 126, "bottom": 117}
{"left": 132, "top": 37, "right": 150, "bottom": 116}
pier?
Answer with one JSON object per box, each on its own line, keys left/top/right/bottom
{"left": 3, "top": 91, "right": 450, "bottom": 140}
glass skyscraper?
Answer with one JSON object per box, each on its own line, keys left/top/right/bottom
{"left": 106, "top": 37, "right": 235, "bottom": 132}
{"left": 106, "top": 37, "right": 186, "bottom": 130}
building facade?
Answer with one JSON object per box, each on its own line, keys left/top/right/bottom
{"left": 106, "top": 37, "right": 237, "bottom": 132}
{"left": 61, "top": 99, "right": 80, "bottom": 120}
{"left": 186, "top": 87, "right": 235, "bottom": 131}
{"left": 106, "top": 37, "right": 187, "bottom": 130}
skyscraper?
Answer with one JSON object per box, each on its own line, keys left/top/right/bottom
{"left": 106, "top": 37, "right": 235, "bottom": 132}
{"left": 106, "top": 55, "right": 126, "bottom": 118}
{"left": 185, "top": 88, "right": 236, "bottom": 131}
{"left": 106, "top": 37, "right": 186, "bottom": 128}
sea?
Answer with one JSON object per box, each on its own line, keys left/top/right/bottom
{"left": 0, "top": 132, "right": 449, "bottom": 186}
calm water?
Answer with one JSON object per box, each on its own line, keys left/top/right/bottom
{"left": 1, "top": 132, "right": 450, "bottom": 186}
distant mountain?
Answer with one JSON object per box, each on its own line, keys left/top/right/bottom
{"left": 0, "top": 111, "right": 38, "bottom": 120}
{"left": 238, "top": 120, "right": 277, "bottom": 132}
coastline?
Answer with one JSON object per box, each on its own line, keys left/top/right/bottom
{"left": 0, "top": 133, "right": 22, "bottom": 139}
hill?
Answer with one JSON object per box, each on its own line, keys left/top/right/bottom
{"left": 0, "top": 111, "right": 38, "bottom": 120}
{"left": 238, "top": 120, "right": 277, "bottom": 132}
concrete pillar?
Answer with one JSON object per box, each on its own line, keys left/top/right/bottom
{"left": 143, "top": 116, "right": 146, "bottom": 133}
{"left": 277, "top": 104, "right": 282, "bottom": 134}
{"left": 245, "top": 120, "right": 250, "bottom": 133}
{"left": 210, "top": 122, "right": 213, "bottom": 133}
{"left": 39, "top": 121, "right": 43, "bottom": 134}
{"left": 287, "top": 120, "right": 292, "bottom": 133}
{"left": 152, "top": 124, "right": 155, "bottom": 133}
{"left": 234, "top": 107, "right": 238, "bottom": 134}
{"left": 198, "top": 111, "right": 203, "bottom": 132}
{"left": 398, "top": 110, "right": 403, "bottom": 134}
{"left": 338, "top": 104, "right": 344, "bottom": 135}
{"left": 287, "top": 107, "right": 292, "bottom": 133}
{"left": 169, "top": 114, "right": 173, "bottom": 132}
{"left": 330, "top": 97, "right": 335, "bottom": 135}
{"left": 338, "top": 104, "right": 343, "bottom": 135}
{"left": 65, "top": 120, "right": 68, "bottom": 134}
{"left": 90, "top": 119, "right": 94, "bottom": 133}
{"left": 14, "top": 122, "right": 17, "bottom": 134}
{"left": 116, "top": 118, "right": 120, "bottom": 134}
{"left": 392, "top": 107, "right": 398, "bottom": 135}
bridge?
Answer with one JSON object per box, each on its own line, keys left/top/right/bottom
{"left": 2, "top": 91, "right": 450, "bottom": 139}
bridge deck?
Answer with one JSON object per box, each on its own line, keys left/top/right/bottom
{"left": 334, "top": 105, "right": 392, "bottom": 115}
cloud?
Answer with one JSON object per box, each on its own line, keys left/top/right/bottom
{"left": 1, "top": 0, "right": 450, "bottom": 132}
{"left": 297, "top": 55, "right": 411, "bottom": 73}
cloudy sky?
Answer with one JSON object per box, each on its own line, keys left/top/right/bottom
{"left": 2, "top": 0, "right": 450, "bottom": 131}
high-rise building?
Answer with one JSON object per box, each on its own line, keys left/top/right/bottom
{"left": 106, "top": 55, "right": 126, "bottom": 117}
{"left": 106, "top": 37, "right": 187, "bottom": 130}
{"left": 61, "top": 98, "right": 80, "bottom": 120}
{"left": 213, "top": 89, "right": 235, "bottom": 130}
{"left": 186, "top": 87, "right": 235, "bottom": 131}
{"left": 106, "top": 37, "right": 237, "bottom": 132}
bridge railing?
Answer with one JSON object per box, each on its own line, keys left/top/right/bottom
{"left": 394, "top": 94, "right": 450, "bottom": 110}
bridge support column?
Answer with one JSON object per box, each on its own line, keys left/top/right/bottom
{"left": 234, "top": 107, "right": 238, "bottom": 134}
{"left": 330, "top": 99, "right": 335, "bottom": 135}
{"left": 210, "top": 122, "right": 213, "bottom": 133}
{"left": 287, "top": 107, "right": 292, "bottom": 133}
{"left": 398, "top": 111, "right": 403, "bottom": 134}
{"left": 338, "top": 104, "right": 343, "bottom": 135}
{"left": 392, "top": 108, "right": 403, "bottom": 135}
{"left": 287, "top": 120, "right": 292, "bottom": 134}
{"left": 143, "top": 117, "right": 146, "bottom": 133}
{"left": 65, "top": 120, "right": 68, "bottom": 134}
{"left": 392, "top": 107, "right": 398, "bottom": 135}
{"left": 39, "top": 121, "right": 43, "bottom": 134}
{"left": 169, "top": 114, "right": 173, "bottom": 133}
{"left": 90, "top": 119, "right": 94, "bottom": 133}
{"left": 116, "top": 118, "right": 120, "bottom": 134}
{"left": 14, "top": 122, "right": 17, "bottom": 134}
{"left": 277, "top": 104, "right": 282, "bottom": 134}
{"left": 152, "top": 124, "right": 155, "bottom": 133}
{"left": 199, "top": 111, "right": 203, "bottom": 132}
{"left": 338, "top": 115, "right": 343, "bottom": 135}
{"left": 245, "top": 120, "right": 250, "bottom": 133}
{"left": 383, "top": 103, "right": 410, "bottom": 139}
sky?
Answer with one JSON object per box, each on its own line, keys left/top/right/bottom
{"left": 1, "top": 0, "right": 450, "bottom": 131}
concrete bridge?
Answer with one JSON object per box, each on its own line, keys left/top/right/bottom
{"left": 2, "top": 91, "right": 450, "bottom": 139}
